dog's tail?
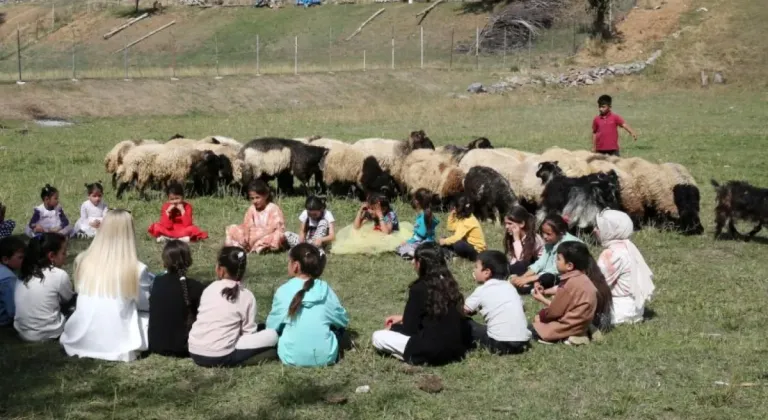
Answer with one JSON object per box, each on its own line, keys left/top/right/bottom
{"left": 710, "top": 179, "right": 721, "bottom": 189}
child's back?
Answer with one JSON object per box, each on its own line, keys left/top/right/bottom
{"left": 466, "top": 279, "right": 530, "bottom": 343}
{"left": 14, "top": 267, "right": 74, "bottom": 341}
{"left": 148, "top": 272, "right": 205, "bottom": 356}
{"left": 266, "top": 277, "right": 348, "bottom": 367}
{"left": 188, "top": 279, "right": 257, "bottom": 357}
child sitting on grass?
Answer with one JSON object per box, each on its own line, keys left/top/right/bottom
{"left": 148, "top": 182, "right": 208, "bottom": 243}
{"left": 73, "top": 181, "right": 108, "bottom": 239}
{"left": 439, "top": 195, "right": 486, "bottom": 262}
{"left": 396, "top": 188, "right": 440, "bottom": 260}
{"left": 148, "top": 240, "right": 205, "bottom": 358}
{"left": 530, "top": 241, "right": 612, "bottom": 345}
{"left": 284, "top": 195, "right": 336, "bottom": 255}
{"left": 465, "top": 250, "right": 531, "bottom": 355}
{"left": 332, "top": 193, "right": 412, "bottom": 255}
{"left": 0, "top": 235, "right": 25, "bottom": 328}
{"left": 25, "top": 185, "right": 72, "bottom": 238}
{"left": 266, "top": 243, "right": 349, "bottom": 367}
{"left": 225, "top": 180, "right": 286, "bottom": 254}
{"left": 14, "top": 233, "right": 76, "bottom": 342}
{"left": 188, "top": 247, "right": 278, "bottom": 367}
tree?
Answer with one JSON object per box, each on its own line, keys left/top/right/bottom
{"left": 588, "top": 0, "right": 612, "bottom": 40}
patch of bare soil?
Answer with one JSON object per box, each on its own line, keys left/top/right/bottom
{"left": 576, "top": 0, "right": 690, "bottom": 65}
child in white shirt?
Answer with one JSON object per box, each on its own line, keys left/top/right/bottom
{"left": 74, "top": 182, "right": 108, "bottom": 239}
{"left": 14, "top": 232, "right": 76, "bottom": 341}
{"left": 465, "top": 250, "right": 531, "bottom": 354}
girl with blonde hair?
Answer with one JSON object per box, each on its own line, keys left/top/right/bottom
{"left": 60, "top": 209, "right": 154, "bottom": 362}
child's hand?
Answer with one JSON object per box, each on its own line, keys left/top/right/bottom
{"left": 89, "top": 220, "right": 100, "bottom": 228}
{"left": 33, "top": 224, "right": 45, "bottom": 233}
{"left": 438, "top": 238, "right": 446, "bottom": 246}
{"left": 165, "top": 205, "right": 174, "bottom": 216}
{"left": 311, "top": 238, "right": 323, "bottom": 247}
{"left": 177, "top": 204, "right": 185, "bottom": 216}
{"left": 510, "top": 276, "right": 528, "bottom": 287}
{"left": 632, "top": 133, "right": 638, "bottom": 142}
{"left": 510, "top": 223, "right": 522, "bottom": 240}
{"left": 384, "top": 315, "right": 403, "bottom": 329}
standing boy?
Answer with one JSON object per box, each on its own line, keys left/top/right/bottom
{"left": 464, "top": 250, "right": 531, "bottom": 355}
{"left": 592, "top": 94, "right": 637, "bottom": 156}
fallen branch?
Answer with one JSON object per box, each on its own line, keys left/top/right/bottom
{"left": 415, "top": 0, "right": 444, "bottom": 25}
{"left": 345, "top": 8, "right": 385, "bottom": 41}
{"left": 113, "top": 21, "right": 176, "bottom": 54}
{"left": 103, "top": 13, "right": 149, "bottom": 40}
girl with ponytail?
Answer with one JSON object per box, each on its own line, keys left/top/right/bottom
{"left": 188, "top": 246, "right": 278, "bottom": 367}
{"left": 266, "top": 243, "right": 349, "bottom": 367}
{"left": 148, "top": 240, "right": 205, "bottom": 357}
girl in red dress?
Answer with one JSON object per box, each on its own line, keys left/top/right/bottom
{"left": 148, "top": 182, "right": 208, "bottom": 243}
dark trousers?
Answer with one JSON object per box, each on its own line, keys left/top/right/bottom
{"left": 515, "top": 273, "right": 558, "bottom": 295}
{"left": 333, "top": 327, "right": 352, "bottom": 362}
{"left": 191, "top": 347, "right": 276, "bottom": 368}
{"left": 596, "top": 150, "right": 620, "bottom": 157}
{"left": 468, "top": 320, "right": 529, "bottom": 355}
{"left": 508, "top": 261, "right": 529, "bottom": 276}
{"left": 442, "top": 240, "right": 478, "bottom": 261}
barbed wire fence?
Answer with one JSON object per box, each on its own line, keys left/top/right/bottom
{"left": 0, "top": 0, "right": 637, "bottom": 83}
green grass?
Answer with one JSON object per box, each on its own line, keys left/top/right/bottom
{"left": 2, "top": 85, "right": 768, "bottom": 419}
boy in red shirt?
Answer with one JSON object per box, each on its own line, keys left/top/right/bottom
{"left": 592, "top": 95, "right": 637, "bottom": 156}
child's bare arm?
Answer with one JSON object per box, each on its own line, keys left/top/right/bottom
{"left": 621, "top": 123, "right": 638, "bottom": 141}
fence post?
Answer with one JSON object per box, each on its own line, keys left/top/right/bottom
{"left": 123, "top": 36, "right": 130, "bottom": 81}
{"left": 420, "top": 25, "right": 423, "bottom": 69}
{"left": 391, "top": 24, "right": 394, "bottom": 70}
{"left": 572, "top": 19, "right": 577, "bottom": 54}
{"left": 71, "top": 29, "right": 77, "bottom": 82}
{"left": 294, "top": 36, "right": 298, "bottom": 75}
{"left": 214, "top": 33, "right": 222, "bottom": 79}
{"left": 256, "top": 34, "right": 260, "bottom": 76}
{"left": 527, "top": 30, "right": 532, "bottom": 69}
{"left": 502, "top": 29, "right": 507, "bottom": 68}
{"left": 171, "top": 30, "right": 178, "bottom": 80}
{"left": 608, "top": 0, "right": 613, "bottom": 34}
{"left": 16, "top": 26, "right": 24, "bottom": 84}
{"left": 328, "top": 27, "right": 332, "bottom": 72}
{"left": 51, "top": 2, "right": 55, "bottom": 30}
{"left": 475, "top": 27, "right": 479, "bottom": 71}
{"left": 449, "top": 27, "right": 454, "bottom": 70}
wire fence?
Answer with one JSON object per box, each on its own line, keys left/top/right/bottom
{"left": 0, "top": 0, "right": 637, "bottom": 83}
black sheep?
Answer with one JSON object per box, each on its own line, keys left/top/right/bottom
{"left": 464, "top": 166, "right": 518, "bottom": 224}
{"left": 711, "top": 179, "right": 768, "bottom": 241}
{"left": 409, "top": 130, "right": 436, "bottom": 150}
{"left": 239, "top": 137, "right": 329, "bottom": 195}
{"left": 359, "top": 156, "right": 400, "bottom": 201}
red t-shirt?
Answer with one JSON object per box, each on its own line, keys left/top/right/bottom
{"left": 592, "top": 112, "right": 625, "bottom": 152}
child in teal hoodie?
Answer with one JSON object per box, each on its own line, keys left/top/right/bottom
{"left": 266, "top": 243, "right": 349, "bottom": 367}
{"left": 0, "top": 235, "right": 26, "bottom": 327}
{"left": 510, "top": 214, "right": 583, "bottom": 294}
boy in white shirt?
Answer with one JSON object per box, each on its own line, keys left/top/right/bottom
{"left": 465, "top": 250, "right": 531, "bottom": 354}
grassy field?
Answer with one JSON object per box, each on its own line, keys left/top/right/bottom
{"left": 1, "top": 84, "right": 768, "bottom": 419}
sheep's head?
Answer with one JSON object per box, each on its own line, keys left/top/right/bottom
{"left": 409, "top": 130, "right": 435, "bottom": 151}
{"left": 168, "top": 133, "right": 185, "bottom": 140}
{"left": 467, "top": 137, "right": 492, "bottom": 149}
{"left": 536, "top": 161, "right": 563, "bottom": 184}
{"left": 218, "top": 155, "right": 235, "bottom": 186}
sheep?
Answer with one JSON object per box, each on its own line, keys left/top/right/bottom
{"left": 463, "top": 166, "right": 518, "bottom": 224}
{"left": 115, "top": 143, "right": 168, "bottom": 199}
{"left": 308, "top": 137, "right": 397, "bottom": 200}
{"left": 711, "top": 179, "right": 768, "bottom": 241}
{"left": 662, "top": 162, "right": 703, "bottom": 235}
{"left": 436, "top": 137, "right": 495, "bottom": 163}
{"left": 408, "top": 130, "right": 436, "bottom": 150}
{"left": 537, "top": 147, "right": 592, "bottom": 177}
{"left": 147, "top": 147, "right": 220, "bottom": 196}
{"left": 352, "top": 131, "right": 435, "bottom": 178}
{"left": 536, "top": 161, "right": 621, "bottom": 230}
{"left": 588, "top": 159, "right": 645, "bottom": 225}
{"left": 399, "top": 149, "right": 464, "bottom": 205}
{"left": 458, "top": 149, "right": 541, "bottom": 210}
{"left": 104, "top": 139, "right": 159, "bottom": 189}
{"left": 239, "top": 137, "right": 329, "bottom": 195}
{"left": 198, "top": 135, "right": 243, "bottom": 149}
{"left": 165, "top": 138, "right": 199, "bottom": 148}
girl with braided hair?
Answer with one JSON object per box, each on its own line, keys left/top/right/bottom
{"left": 148, "top": 240, "right": 205, "bottom": 357}
{"left": 189, "top": 246, "right": 278, "bottom": 367}
{"left": 266, "top": 243, "right": 349, "bottom": 367}
{"left": 372, "top": 242, "right": 472, "bottom": 365}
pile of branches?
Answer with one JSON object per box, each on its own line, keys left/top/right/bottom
{"left": 475, "top": 0, "right": 563, "bottom": 53}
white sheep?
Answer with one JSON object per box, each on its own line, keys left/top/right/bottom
{"left": 399, "top": 149, "right": 464, "bottom": 199}
{"left": 104, "top": 139, "right": 159, "bottom": 188}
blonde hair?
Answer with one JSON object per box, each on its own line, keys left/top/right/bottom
{"left": 74, "top": 209, "right": 139, "bottom": 299}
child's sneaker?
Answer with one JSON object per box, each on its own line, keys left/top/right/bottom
{"left": 156, "top": 236, "right": 169, "bottom": 243}
{"left": 565, "top": 335, "right": 590, "bottom": 346}
{"left": 75, "top": 232, "right": 89, "bottom": 240}
{"left": 536, "top": 339, "right": 556, "bottom": 345}
{"left": 179, "top": 236, "right": 191, "bottom": 243}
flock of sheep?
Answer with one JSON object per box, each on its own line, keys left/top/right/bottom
{"left": 104, "top": 130, "right": 704, "bottom": 235}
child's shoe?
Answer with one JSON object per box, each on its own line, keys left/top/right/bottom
{"left": 156, "top": 236, "right": 170, "bottom": 243}
{"left": 565, "top": 335, "right": 590, "bottom": 346}
{"left": 179, "top": 236, "right": 191, "bottom": 243}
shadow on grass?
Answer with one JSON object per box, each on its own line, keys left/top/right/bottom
{"left": 112, "top": 6, "right": 160, "bottom": 19}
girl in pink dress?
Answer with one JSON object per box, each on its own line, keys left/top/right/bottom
{"left": 225, "top": 180, "right": 286, "bottom": 254}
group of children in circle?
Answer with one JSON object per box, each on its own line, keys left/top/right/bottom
{"left": 0, "top": 176, "right": 655, "bottom": 367}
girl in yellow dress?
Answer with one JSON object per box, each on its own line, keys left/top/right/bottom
{"left": 332, "top": 194, "right": 412, "bottom": 255}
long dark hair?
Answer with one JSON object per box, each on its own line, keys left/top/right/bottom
{"left": 0, "top": 235, "right": 26, "bottom": 264}
{"left": 412, "top": 188, "right": 435, "bottom": 235}
{"left": 303, "top": 195, "right": 326, "bottom": 235}
{"left": 413, "top": 242, "right": 464, "bottom": 317}
{"left": 287, "top": 243, "right": 324, "bottom": 319}
{"left": 367, "top": 193, "right": 391, "bottom": 214}
{"left": 20, "top": 233, "right": 66, "bottom": 283}
{"left": 247, "top": 180, "right": 272, "bottom": 201}
{"left": 162, "top": 240, "right": 195, "bottom": 329}
{"left": 218, "top": 246, "right": 247, "bottom": 302}
{"left": 556, "top": 241, "right": 612, "bottom": 329}
{"left": 541, "top": 214, "right": 569, "bottom": 241}
{"left": 504, "top": 206, "right": 537, "bottom": 263}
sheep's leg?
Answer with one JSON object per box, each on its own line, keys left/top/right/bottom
{"left": 111, "top": 173, "right": 118, "bottom": 190}
{"left": 745, "top": 222, "right": 762, "bottom": 242}
{"left": 727, "top": 218, "right": 741, "bottom": 239}
{"left": 713, "top": 207, "right": 728, "bottom": 239}
{"left": 116, "top": 181, "right": 131, "bottom": 199}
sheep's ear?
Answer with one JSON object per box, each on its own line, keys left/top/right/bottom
{"left": 211, "top": 137, "right": 221, "bottom": 145}
{"left": 552, "top": 161, "right": 558, "bottom": 166}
